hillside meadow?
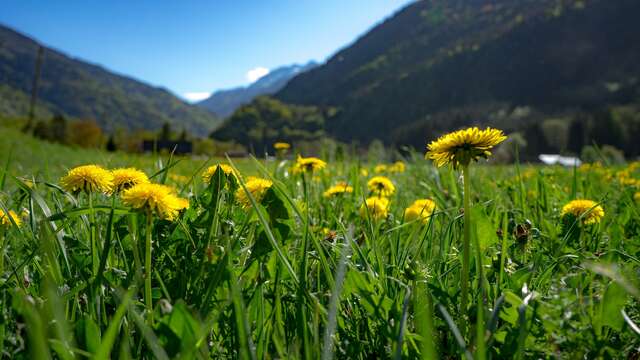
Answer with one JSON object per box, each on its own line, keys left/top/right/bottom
{"left": 0, "top": 126, "right": 259, "bottom": 180}
{"left": 0, "top": 127, "right": 639, "bottom": 358}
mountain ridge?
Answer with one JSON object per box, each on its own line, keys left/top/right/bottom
{"left": 197, "top": 61, "right": 317, "bottom": 117}
{"left": 0, "top": 24, "right": 220, "bottom": 135}
{"left": 272, "top": 0, "right": 640, "bottom": 146}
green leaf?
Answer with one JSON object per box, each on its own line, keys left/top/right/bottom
{"left": 206, "top": 165, "right": 227, "bottom": 209}
{"left": 166, "top": 302, "right": 201, "bottom": 349}
{"left": 499, "top": 291, "right": 522, "bottom": 326}
{"left": 262, "top": 187, "right": 291, "bottom": 223}
{"left": 76, "top": 316, "right": 101, "bottom": 354}
{"left": 12, "top": 290, "right": 52, "bottom": 360}
{"left": 508, "top": 266, "right": 533, "bottom": 292}
{"left": 250, "top": 229, "right": 274, "bottom": 261}
{"left": 471, "top": 205, "right": 498, "bottom": 253}
{"left": 600, "top": 282, "right": 627, "bottom": 331}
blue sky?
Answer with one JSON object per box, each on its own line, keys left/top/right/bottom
{"left": 1, "top": 0, "right": 413, "bottom": 101}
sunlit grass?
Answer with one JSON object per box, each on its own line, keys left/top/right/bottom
{"left": 0, "top": 130, "right": 639, "bottom": 358}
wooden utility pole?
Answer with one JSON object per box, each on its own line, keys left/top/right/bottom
{"left": 24, "top": 45, "right": 44, "bottom": 132}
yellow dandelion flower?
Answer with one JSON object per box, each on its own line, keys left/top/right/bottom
{"left": 374, "top": 164, "right": 388, "bottom": 173}
{"left": 560, "top": 199, "right": 605, "bottom": 225}
{"left": 235, "top": 177, "right": 273, "bottom": 209}
{"left": 292, "top": 156, "right": 327, "bottom": 174}
{"left": 404, "top": 199, "right": 436, "bottom": 224}
{"left": 634, "top": 192, "right": 640, "bottom": 203}
{"left": 359, "top": 196, "right": 390, "bottom": 220}
{"left": 60, "top": 165, "right": 114, "bottom": 194}
{"left": 621, "top": 177, "right": 639, "bottom": 187}
{"left": 274, "top": 142, "right": 291, "bottom": 150}
{"left": 169, "top": 173, "right": 189, "bottom": 184}
{"left": 203, "top": 164, "right": 236, "bottom": 184}
{"left": 520, "top": 168, "right": 536, "bottom": 180}
{"left": 111, "top": 168, "right": 149, "bottom": 193}
{"left": 579, "top": 162, "right": 603, "bottom": 173}
{"left": 389, "top": 161, "right": 406, "bottom": 173}
{"left": 0, "top": 209, "right": 21, "bottom": 227}
{"left": 367, "top": 176, "right": 395, "bottom": 196}
{"left": 426, "top": 127, "right": 507, "bottom": 168}
{"left": 360, "top": 168, "right": 369, "bottom": 177}
{"left": 323, "top": 182, "right": 354, "bottom": 198}
{"left": 121, "top": 183, "right": 189, "bottom": 221}
{"left": 616, "top": 170, "right": 638, "bottom": 187}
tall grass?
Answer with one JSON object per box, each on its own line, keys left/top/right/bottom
{"left": 0, "top": 139, "right": 639, "bottom": 358}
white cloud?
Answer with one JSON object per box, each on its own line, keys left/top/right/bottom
{"left": 246, "top": 67, "right": 270, "bottom": 83}
{"left": 183, "top": 92, "right": 211, "bottom": 102}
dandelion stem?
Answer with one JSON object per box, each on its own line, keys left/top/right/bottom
{"left": 88, "top": 193, "right": 98, "bottom": 276}
{"left": 297, "top": 173, "right": 311, "bottom": 360}
{"left": 0, "top": 231, "right": 5, "bottom": 276}
{"left": 88, "top": 192, "right": 100, "bottom": 320}
{"left": 144, "top": 209, "right": 154, "bottom": 326}
{"left": 460, "top": 165, "right": 471, "bottom": 329}
{"left": 129, "top": 214, "right": 142, "bottom": 282}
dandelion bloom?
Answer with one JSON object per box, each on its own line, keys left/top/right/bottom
{"left": 561, "top": 199, "right": 604, "bottom": 225}
{"left": 518, "top": 168, "right": 536, "bottom": 181}
{"left": 203, "top": 164, "right": 236, "bottom": 184}
{"left": 323, "top": 182, "right": 354, "bottom": 198}
{"left": 292, "top": 156, "right": 327, "bottom": 174}
{"left": 111, "top": 168, "right": 149, "bottom": 192}
{"left": 374, "top": 164, "right": 388, "bottom": 173}
{"left": 235, "top": 177, "right": 273, "bottom": 209}
{"left": 389, "top": 161, "right": 406, "bottom": 173}
{"left": 360, "top": 168, "right": 369, "bottom": 177}
{"left": 616, "top": 170, "right": 638, "bottom": 187}
{"left": 169, "top": 174, "right": 189, "bottom": 184}
{"left": 0, "top": 209, "right": 21, "bottom": 227}
{"left": 579, "top": 162, "right": 603, "bottom": 173}
{"left": 121, "top": 183, "right": 189, "bottom": 221}
{"left": 60, "top": 165, "right": 114, "bottom": 194}
{"left": 274, "top": 142, "right": 291, "bottom": 150}
{"left": 426, "top": 127, "right": 507, "bottom": 168}
{"left": 404, "top": 199, "right": 436, "bottom": 224}
{"left": 359, "top": 196, "right": 390, "bottom": 220}
{"left": 367, "top": 176, "right": 395, "bottom": 196}
{"left": 620, "top": 177, "right": 639, "bottom": 187}
{"left": 634, "top": 192, "right": 640, "bottom": 203}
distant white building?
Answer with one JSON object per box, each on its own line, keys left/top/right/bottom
{"left": 538, "top": 154, "right": 582, "bottom": 167}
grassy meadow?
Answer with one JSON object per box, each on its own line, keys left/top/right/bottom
{"left": 0, "top": 126, "right": 258, "bottom": 180}
{"left": 1, "top": 127, "right": 640, "bottom": 358}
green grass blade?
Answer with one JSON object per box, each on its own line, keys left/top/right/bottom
{"left": 94, "top": 290, "right": 134, "bottom": 359}
{"left": 437, "top": 304, "right": 472, "bottom": 360}
{"left": 321, "top": 226, "right": 353, "bottom": 360}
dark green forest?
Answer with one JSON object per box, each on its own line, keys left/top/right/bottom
{"left": 210, "top": 96, "right": 328, "bottom": 154}
{"left": 213, "top": 0, "right": 640, "bottom": 159}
